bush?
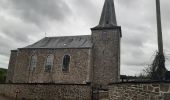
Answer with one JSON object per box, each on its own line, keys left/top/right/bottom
{"left": 0, "top": 68, "right": 7, "bottom": 83}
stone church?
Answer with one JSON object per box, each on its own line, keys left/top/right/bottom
{"left": 6, "top": 0, "right": 122, "bottom": 85}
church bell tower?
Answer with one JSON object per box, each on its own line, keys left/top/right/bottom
{"left": 91, "top": 0, "right": 122, "bottom": 85}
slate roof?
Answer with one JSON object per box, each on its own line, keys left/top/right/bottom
{"left": 91, "top": 0, "right": 122, "bottom": 37}
{"left": 23, "top": 35, "right": 93, "bottom": 49}
{"left": 100, "top": 0, "right": 117, "bottom": 25}
{"left": 93, "top": 0, "right": 117, "bottom": 29}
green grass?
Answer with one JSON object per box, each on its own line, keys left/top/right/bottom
{"left": 0, "top": 68, "right": 7, "bottom": 83}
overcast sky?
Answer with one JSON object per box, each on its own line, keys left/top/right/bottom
{"left": 0, "top": 0, "right": 170, "bottom": 76}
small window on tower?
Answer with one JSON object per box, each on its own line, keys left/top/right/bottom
{"left": 45, "top": 54, "right": 54, "bottom": 72}
{"left": 106, "top": 21, "right": 109, "bottom": 24}
{"left": 102, "top": 32, "right": 107, "bottom": 40}
{"left": 62, "top": 55, "right": 70, "bottom": 72}
{"left": 30, "top": 55, "right": 37, "bottom": 71}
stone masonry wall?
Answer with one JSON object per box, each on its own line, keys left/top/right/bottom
{"left": 0, "top": 83, "right": 91, "bottom": 100}
{"left": 12, "top": 48, "right": 92, "bottom": 84}
{"left": 6, "top": 50, "right": 17, "bottom": 83}
{"left": 109, "top": 82, "right": 170, "bottom": 100}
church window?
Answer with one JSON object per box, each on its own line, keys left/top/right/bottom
{"left": 45, "top": 54, "right": 54, "bottom": 72}
{"left": 30, "top": 55, "right": 37, "bottom": 71}
{"left": 62, "top": 55, "right": 70, "bottom": 72}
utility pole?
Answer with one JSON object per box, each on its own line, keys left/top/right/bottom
{"left": 156, "top": 0, "right": 163, "bottom": 55}
{"left": 151, "top": 0, "right": 167, "bottom": 80}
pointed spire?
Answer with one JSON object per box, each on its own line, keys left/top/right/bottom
{"left": 95, "top": 0, "right": 117, "bottom": 28}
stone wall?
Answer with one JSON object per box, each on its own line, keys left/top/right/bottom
{"left": 6, "top": 50, "right": 17, "bottom": 83}
{"left": 109, "top": 82, "right": 170, "bottom": 100}
{"left": 11, "top": 48, "right": 92, "bottom": 84}
{"left": 0, "top": 83, "right": 91, "bottom": 100}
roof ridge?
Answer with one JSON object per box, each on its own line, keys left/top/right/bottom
{"left": 46, "top": 35, "right": 91, "bottom": 38}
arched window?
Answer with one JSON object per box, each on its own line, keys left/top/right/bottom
{"left": 30, "top": 55, "right": 37, "bottom": 71}
{"left": 45, "top": 54, "right": 54, "bottom": 72}
{"left": 62, "top": 55, "right": 70, "bottom": 72}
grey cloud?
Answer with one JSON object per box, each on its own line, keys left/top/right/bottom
{"left": 2, "top": 28, "right": 29, "bottom": 43}
{"left": 0, "top": 16, "right": 40, "bottom": 43}
{"left": 122, "top": 29, "right": 150, "bottom": 47}
{"left": 0, "top": 37, "right": 14, "bottom": 57}
{"left": 121, "top": 46, "right": 148, "bottom": 66}
{"left": 8, "top": 0, "right": 72, "bottom": 26}
{"left": 117, "top": 0, "right": 139, "bottom": 8}
{"left": 0, "top": 0, "right": 10, "bottom": 9}
{"left": 121, "top": 64, "right": 145, "bottom": 76}
{"left": 0, "top": 55, "right": 9, "bottom": 69}
{"left": 72, "top": 0, "right": 99, "bottom": 25}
